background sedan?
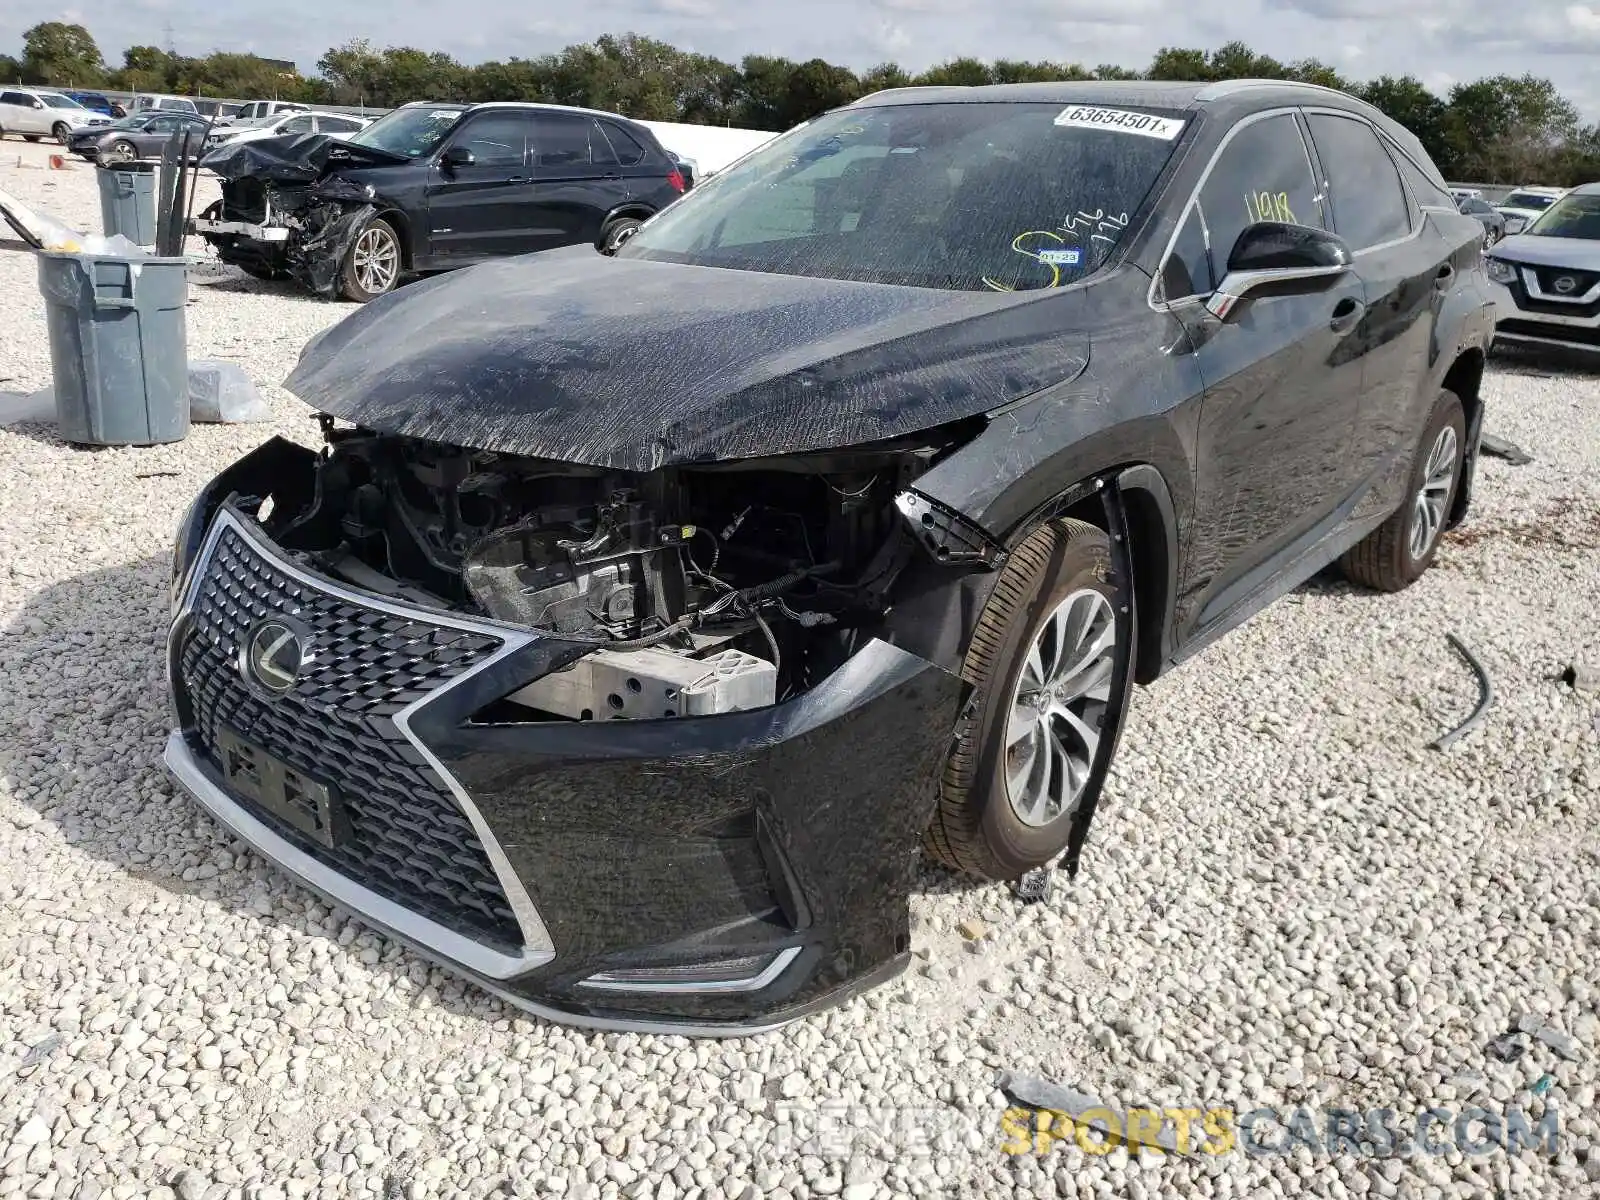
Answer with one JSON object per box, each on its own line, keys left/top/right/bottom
{"left": 69, "top": 111, "right": 213, "bottom": 163}
{"left": 1458, "top": 195, "right": 1506, "bottom": 246}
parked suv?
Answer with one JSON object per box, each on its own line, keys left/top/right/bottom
{"left": 166, "top": 81, "right": 1493, "bottom": 1033}
{"left": 1486, "top": 182, "right": 1600, "bottom": 356}
{"left": 226, "top": 100, "right": 311, "bottom": 125}
{"left": 0, "top": 88, "right": 111, "bottom": 143}
{"left": 193, "top": 100, "right": 687, "bottom": 301}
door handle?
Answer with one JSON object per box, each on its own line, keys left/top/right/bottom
{"left": 1435, "top": 263, "right": 1455, "bottom": 290}
{"left": 507, "top": 176, "right": 529, "bottom": 184}
{"left": 1329, "top": 296, "right": 1364, "bottom": 333}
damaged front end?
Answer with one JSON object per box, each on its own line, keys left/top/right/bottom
{"left": 165, "top": 421, "right": 1004, "bottom": 1032}
{"left": 193, "top": 134, "right": 397, "bottom": 295}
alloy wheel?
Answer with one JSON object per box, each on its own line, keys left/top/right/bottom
{"left": 108, "top": 141, "right": 135, "bottom": 163}
{"left": 352, "top": 226, "right": 399, "bottom": 295}
{"left": 1409, "top": 425, "right": 1458, "bottom": 560}
{"left": 1004, "top": 588, "right": 1116, "bottom": 828}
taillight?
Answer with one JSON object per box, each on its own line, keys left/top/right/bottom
{"left": 667, "top": 168, "right": 685, "bottom": 193}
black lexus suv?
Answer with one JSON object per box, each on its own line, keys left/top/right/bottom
{"left": 166, "top": 80, "right": 1495, "bottom": 1034}
{"left": 194, "top": 101, "right": 687, "bottom": 301}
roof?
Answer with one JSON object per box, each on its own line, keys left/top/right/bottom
{"left": 849, "top": 77, "right": 1435, "bottom": 177}
{"left": 851, "top": 77, "right": 1377, "bottom": 117}
{"left": 398, "top": 99, "right": 638, "bottom": 125}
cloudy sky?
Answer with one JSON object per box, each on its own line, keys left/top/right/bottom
{"left": 7, "top": 0, "right": 1600, "bottom": 117}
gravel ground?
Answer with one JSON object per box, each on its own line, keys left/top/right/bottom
{"left": 2, "top": 138, "right": 1600, "bottom": 1199}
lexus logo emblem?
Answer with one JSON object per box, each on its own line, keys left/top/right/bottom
{"left": 241, "top": 619, "right": 306, "bottom": 695}
{"left": 1555, "top": 275, "right": 1578, "bottom": 294}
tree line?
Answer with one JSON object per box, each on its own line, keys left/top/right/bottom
{"left": 6, "top": 20, "right": 1595, "bottom": 185}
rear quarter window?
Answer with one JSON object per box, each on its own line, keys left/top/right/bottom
{"left": 599, "top": 122, "right": 648, "bottom": 166}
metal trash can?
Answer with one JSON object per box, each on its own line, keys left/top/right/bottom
{"left": 96, "top": 161, "right": 158, "bottom": 247}
{"left": 38, "top": 251, "right": 190, "bottom": 447}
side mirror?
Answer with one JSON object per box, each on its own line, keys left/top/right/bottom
{"left": 32, "top": 100, "right": 45, "bottom": 110}
{"left": 440, "top": 145, "right": 475, "bottom": 169}
{"left": 1205, "top": 222, "right": 1353, "bottom": 320}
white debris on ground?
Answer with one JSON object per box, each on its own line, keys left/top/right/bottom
{"left": 1, "top": 137, "right": 1599, "bottom": 1199}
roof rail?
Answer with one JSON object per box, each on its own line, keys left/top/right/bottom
{"left": 851, "top": 85, "right": 964, "bottom": 104}
{"left": 1194, "top": 78, "right": 1354, "bottom": 103}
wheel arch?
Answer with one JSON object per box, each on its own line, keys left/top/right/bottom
{"left": 1439, "top": 346, "right": 1485, "bottom": 528}
{"left": 371, "top": 207, "right": 414, "bottom": 269}
{"left": 602, "top": 203, "right": 656, "bottom": 228}
{"left": 995, "top": 463, "right": 1179, "bottom": 687}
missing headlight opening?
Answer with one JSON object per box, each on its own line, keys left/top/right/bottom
{"left": 258, "top": 423, "right": 984, "bottom": 723}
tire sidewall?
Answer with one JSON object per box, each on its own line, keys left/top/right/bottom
{"left": 52, "top": 123, "right": 71, "bottom": 144}
{"left": 1402, "top": 391, "right": 1467, "bottom": 576}
{"left": 968, "top": 533, "right": 1129, "bottom": 877}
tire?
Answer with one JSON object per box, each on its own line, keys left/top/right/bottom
{"left": 925, "top": 517, "right": 1135, "bottom": 880}
{"left": 22, "top": 135, "right": 41, "bottom": 143}
{"left": 338, "top": 217, "right": 402, "bottom": 303}
{"left": 1340, "top": 389, "right": 1466, "bottom": 592}
{"left": 106, "top": 140, "right": 137, "bottom": 164}
{"left": 598, "top": 216, "right": 643, "bottom": 254}
{"left": 52, "top": 123, "right": 71, "bottom": 145}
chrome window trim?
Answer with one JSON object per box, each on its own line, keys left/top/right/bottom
{"left": 1299, "top": 107, "right": 1426, "bottom": 259}
{"left": 1147, "top": 105, "right": 1322, "bottom": 311}
{"left": 577, "top": 946, "right": 805, "bottom": 994}
{"left": 168, "top": 506, "right": 556, "bottom": 976}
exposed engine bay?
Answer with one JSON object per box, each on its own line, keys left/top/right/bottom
{"left": 260, "top": 423, "right": 987, "bottom": 721}
{"left": 192, "top": 134, "right": 398, "bottom": 296}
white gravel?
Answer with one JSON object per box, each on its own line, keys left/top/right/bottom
{"left": 3, "top": 137, "right": 1600, "bottom": 1199}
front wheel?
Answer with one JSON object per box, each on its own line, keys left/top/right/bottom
{"left": 338, "top": 217, "right": 402, "bottom": 303}
{"left": 1340, "top": 388, "right": 1466, "bottom": 592}
{"left": 925, "top": 518, "right": 1134, "bottom": 880}
{"left": 106, "top": 139, "right": 137, "bottom": 164}
{"left": 52, "top": 122, "right": 71, "bottom": 144}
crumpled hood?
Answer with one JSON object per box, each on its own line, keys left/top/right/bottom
{"left": 1490, "top": 235, "right": 1600, "bottom": 270}
{"left": 285, "top": 247, "right": 1092, "bottom": 471}
{"left": 201, "top": 132, "right": 408, "bottom": 183}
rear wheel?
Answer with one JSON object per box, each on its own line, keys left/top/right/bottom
{"left": 598, "top": 216, "right": 643, "bottom": 254}
{"left": 925, "top": 518, "right": 1135, "bottom": 880}
{"left": 1340, "top": 389, "right": 1466, "bottom": 592}
{"left": 338, "top": 218, "right": 402, "bottom": 303}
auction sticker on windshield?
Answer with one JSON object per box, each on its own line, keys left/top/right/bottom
{"left": 1053, "top": 106, "right": 1186, "bottom": 140}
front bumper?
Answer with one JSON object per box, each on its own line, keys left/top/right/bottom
{"left": 165, "top": 462, "right": 963, "bottom": 1034}
{"left": 1489, "top": 271, "right": 1600, "bottom": 355}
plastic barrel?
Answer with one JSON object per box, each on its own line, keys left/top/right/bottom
{"left": 96, "top": 161, "right": 159, "bottom": 247}
{"left": 38, "top": 251, "right": 190, "bottom": 447}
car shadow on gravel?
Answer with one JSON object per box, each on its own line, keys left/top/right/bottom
{"left": 0, "top": 555, "right": 537, "bottom": 1026}
{"left": 1, "top": 553, "right": 1001, "bottom": 1029}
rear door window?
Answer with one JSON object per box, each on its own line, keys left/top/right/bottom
{"left": 280, "top": 114, "right": 314, "bottom": 135}
{"left": 1160, "top": 111, "right": 1326, "bottom": 302}
{"left": 1306, "top": 113, "right": 1413, "bottom": 250}
{"left": 531, "top": 114, "right": 594, "bottom": 169}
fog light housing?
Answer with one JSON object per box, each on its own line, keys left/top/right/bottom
{"left": 577, "top": 946, "right": 802, "bottom": 994}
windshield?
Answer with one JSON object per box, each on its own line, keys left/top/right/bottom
{"left": 1504, "top": 192, "right": 1557, "bottom": 210}
{"left": 347, "top": 106, "right": 463, "bottom": 158}
{"left": 1525, "top": 192, "right": 1600, "bottom": 240}
{"left": 618, "top": 101, "right": 1187, "bottom": 291}
{"left": 40, "top": 93, "right": 85, "bottom": 110}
